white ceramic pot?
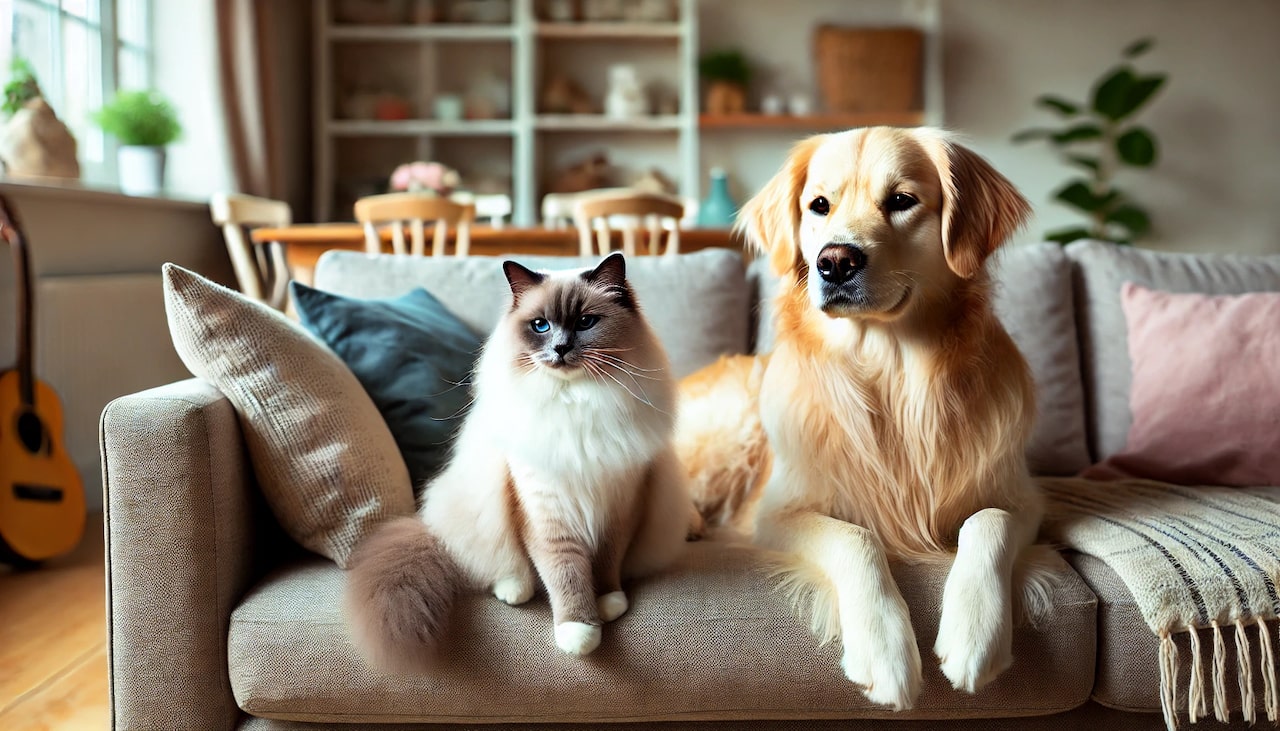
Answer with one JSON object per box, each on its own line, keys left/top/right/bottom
{"left": 118, "top": 145, "right": 166, "bottom": 196}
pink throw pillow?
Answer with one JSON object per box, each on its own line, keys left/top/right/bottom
{"left": 1082, "top": 282, "right": 1280, "bottom": 486}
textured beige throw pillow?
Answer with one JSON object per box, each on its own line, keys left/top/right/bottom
{"left": 162, "top": 264, "right": 414, "bottom": 567}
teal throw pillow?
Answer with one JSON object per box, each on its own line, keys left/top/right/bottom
{"left": 291, "top": 282, "right": 482, "bottom": 485}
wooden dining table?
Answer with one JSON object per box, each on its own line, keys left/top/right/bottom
{"left": 250, "top": 223, "right": 747, "bottom": 286}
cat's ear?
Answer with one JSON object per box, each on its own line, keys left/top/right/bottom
{"left": 585, "top": 252, "right": 626, "bottom": 289}
{"left": 502, "top": 260, "right": 544, "bottom": 305}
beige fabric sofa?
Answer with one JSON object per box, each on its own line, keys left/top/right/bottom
{"left": 102, "top": 241, "right": 1280, "bottom": 731}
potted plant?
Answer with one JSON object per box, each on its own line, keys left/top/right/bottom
{"left": 1011, "top": 38, "right": 1167, "bottom": 245}
{"left": 699, "top": 49, "right": 751, "bottom": 116}
{"left": 92, "top": 90, "right": 182, "bottom": 196}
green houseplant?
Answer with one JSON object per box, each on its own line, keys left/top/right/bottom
{"left": 3, "top": 58, "right": 42, "bottom": 117}
{"left": 92, "top": 90, "right": 182, "bottom": 195}
{"left": 1011, "top": 38, "right": 1167, "bottom": 245}
{"left": 699, "top": 50, "right": 751, "bottom": 116}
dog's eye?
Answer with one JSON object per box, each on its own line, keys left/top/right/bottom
{"left": 808, "top": 196, "right": 830, "bottom": 216}
{"left": 885, "top": 193, "right": 918, "bottom": 213}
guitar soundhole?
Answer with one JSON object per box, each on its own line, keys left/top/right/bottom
{"left": 16, "top": 411, "right": 47, "bottom": 455}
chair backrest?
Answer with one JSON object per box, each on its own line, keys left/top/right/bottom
{"left": 354, "top": 192, "right": 476, "bottom": 257}
{"left": 572, "top": 190, "right": 685, "bottom": 257}
{"left": 209, "top": 192, "right": 292, "bottom": 311}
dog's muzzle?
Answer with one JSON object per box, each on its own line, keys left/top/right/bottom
{"left": 815, "top": 244, "right": 867, "bottom": 285}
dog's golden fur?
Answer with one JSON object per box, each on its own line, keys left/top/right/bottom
{"left": 676, "top": 126, "right": 1054, "bottom": 707}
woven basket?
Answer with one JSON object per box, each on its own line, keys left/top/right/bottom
{"left": 814, "top": 26, "right": 924, "bottom": 113}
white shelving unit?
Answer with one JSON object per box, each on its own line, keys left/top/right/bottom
{"left": 313, "top": 0, "right": 697, "bottom": 225}
{"left": 312, "top": 0, "right": 939, "bottom": 225}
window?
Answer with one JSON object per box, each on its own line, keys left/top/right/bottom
{"left": 0, "top": 0, "right": 153, "bottom": 184}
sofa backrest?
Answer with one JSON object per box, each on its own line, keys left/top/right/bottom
{"left": 312, "top": 248, "right": 751, "bottom": 379}
{"left": 750, "top": 242, "right": 1093, "bottom": 477}
{"left": 1064, "top": 240, "right": 1280, "bottom": 461}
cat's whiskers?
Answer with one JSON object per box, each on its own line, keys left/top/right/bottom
{"left": 587, "top": 351, "right": 662, "bottom": 379}
{"left": 584, "top": 356, "right": 666, "bottom": 414}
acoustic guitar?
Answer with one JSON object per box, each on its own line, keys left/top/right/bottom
{"left": 0, "top": 194, "right": 84, "bottom": 567}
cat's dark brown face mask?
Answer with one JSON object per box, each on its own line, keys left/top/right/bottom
{"left": 502, "top": 253, "right": 640, "bottom": 380}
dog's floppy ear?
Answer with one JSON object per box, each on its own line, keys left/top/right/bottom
{"left": 737, "top": 135, "right": 823, "bottom": 277}
{"left": 918, "top": 132, "right": 1032, "bottom": 279}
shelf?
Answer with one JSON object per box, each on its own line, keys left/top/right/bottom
{"left": 327, "top": 24, "right": 516, "bottom": 41}
{"left": 534, "top": 22, "right": 682, "bottom": 39}
{"left": 329, "top": 119, "right": 516, "bottom": 136}
{"left": 699, "top": 112, "right": 926, "bottom": 131}
{"left": 535, "top": 115, "right": 683, "bottom": 131}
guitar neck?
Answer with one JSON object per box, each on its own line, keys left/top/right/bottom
{"left": 0, "top": 196, "right": 35, "bottom": 408}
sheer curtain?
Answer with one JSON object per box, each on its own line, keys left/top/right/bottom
{"left": 215, "top": 0, "right": 312, "bottom": 217}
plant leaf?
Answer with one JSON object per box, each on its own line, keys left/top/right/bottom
{"left": 1045, "top": 226, "right": 1093, "bottom": 246}
{"left": 1107, "top": 204, "right": 1151, "bottom": 237}
{"left": 1051, "top": 123, "right": 1103, "bottom": 144}
{"left": 1122, "top": 75, "right": 1166, "bottom": 117}
{"left": 1011, "top": 127, "right": 1055, "bottom": 144}
{"left": 1124, "top": 38, "right": 1154, "bottom": 58}
{"left": 1054, "top": 180, "right": 1117, "bottom": 213}
{"left": 1066, "top": 154, "right": 1100, "bottom": 173}
{"left": 1093, "top": 67, "right": 1136, "bottom": 120}
{"left": 1036, "top": 95, "right": 1080, "bottom": 116}
{"left": 1116, "top": 127, "right": 1158, "bottom": 166}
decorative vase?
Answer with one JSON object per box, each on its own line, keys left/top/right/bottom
{"left": 118, "top": 145, "right": 165, "bottom": 196}
{"left": 697, "top": 167, "right": 737, "bottom": 228}
{"left": 604, "top": 65, "right": 647, "bottom": 119}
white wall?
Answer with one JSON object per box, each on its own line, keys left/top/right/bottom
{"left": 700, "top": 0, "right": 1280, "bottom": 255}
{"left": 152, "top": 0, "right": 235, "bottom": 200}
{"left": 945, "top": 0, "right": 1280, "bottom": 255}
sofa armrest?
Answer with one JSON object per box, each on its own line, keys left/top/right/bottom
{"left": 101, "top": 378, "right": 261, "bottom": 731}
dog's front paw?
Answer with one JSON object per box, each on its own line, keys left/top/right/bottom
{"left": 554, "top": 621, "right": 602, "bottom": 655}
{"left": 597, "top": 591, "right": 629, "bottom": 622}
{"left": 839, "top": 602, "right": 922, "bottom": 711}
{"left": 934, "top": 571, "right": 1012, "bottom": 692}
{"left": 493, "top": 577, "right": 534, "bottom": 606}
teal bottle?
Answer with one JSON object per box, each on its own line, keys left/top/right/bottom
{"left": 697, "top": 167, "right": 737, "bottom": 228}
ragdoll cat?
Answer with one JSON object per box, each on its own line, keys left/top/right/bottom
{"left": 345, "top": 252, "right": 692, "bottom": 671}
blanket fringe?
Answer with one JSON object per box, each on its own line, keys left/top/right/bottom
{"left": 1236, "top": 619, "right": 1256, "bottom": 724}
{"left": 1213, "top": 622, "right": 1229, "bottom": 722}
{"left": 1188, "top": 627, "right": 1206, "bottom": 722}
{"left": 1159, "top": 632, "right": 1180, "bottom": 731}
{"left": 1260, "top": 617, "right": 1278, "bottom": 722}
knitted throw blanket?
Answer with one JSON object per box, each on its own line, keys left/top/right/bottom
{"left": 1040, "top": 478, "right": 1280, "bottom": 730}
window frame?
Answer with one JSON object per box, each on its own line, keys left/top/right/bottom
{"left": 4, "top": 0, "right": 153, "bottom": 185}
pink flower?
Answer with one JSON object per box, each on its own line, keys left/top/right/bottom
{"left": 389, "top": 161, "right": 457, "bottom": 194}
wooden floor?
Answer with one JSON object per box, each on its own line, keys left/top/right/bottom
{"left": 0, "top": 516, "right": 108, "bottom": 730}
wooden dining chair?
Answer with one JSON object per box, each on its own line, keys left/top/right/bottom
{"left": 354, "top": 192, "right": 476, "bottom": 257}
{"left": 572, "top": 190, "right": 685, "bottom": 257}
{"left": 209, "top": 192, "right": 292, "bottom": 311}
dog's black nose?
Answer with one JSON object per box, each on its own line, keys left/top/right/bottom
{"left": 816, "top": 244, "right": 867, "bottom": 284}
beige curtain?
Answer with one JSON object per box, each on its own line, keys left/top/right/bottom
{"left": 215, "top": 0, "right": 312, "bottom": 217}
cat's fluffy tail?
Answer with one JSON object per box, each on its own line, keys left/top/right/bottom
{"left": 344, "top": 516, "right": 461, "bottom": 673}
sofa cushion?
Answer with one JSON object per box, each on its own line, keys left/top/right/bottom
{"left": 1084, "top": 283, "right": 1280, "bottom": 486}
{"left": 1065, "top": 241, "right": 1280, "bottom": 461}
{"left": 291, "top": 282, "right": 483, "bottom": 485}
{"left": 228, "top": 543, "right": 1097, "bottom": 724}
{"left": 162, "top": 264, "right": 414, "bottom": 567}
{"left": 749, "top": 243, "right": 1091, "bottom": 476}
{"left": 313, "top": 249, "right": 750, "bottom": 379}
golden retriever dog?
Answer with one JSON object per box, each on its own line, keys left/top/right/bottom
{"left": 677, "top": 126, "right": 1055, "bottom": 710}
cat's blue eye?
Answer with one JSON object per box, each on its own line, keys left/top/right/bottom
{"left": 575, "top": 315, "right": 600, "bottom": 331}
{"left": 530, "top": 318, "right": 550, "bottom": 333}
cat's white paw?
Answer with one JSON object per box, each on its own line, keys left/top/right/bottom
{"left": 839, "top": 602, "right": 922, "bottom": 711}
{"left": 554, "top": 621, "right": 602, "bottom": 655}
{"left": 493, "top": 577, "right": 534, "bottom": 605}
{"left": 934, "top": 576, "right": 1012, "bottom": 693}
{"left": 597, "top": 591, "right": 628, "bottom": 622}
